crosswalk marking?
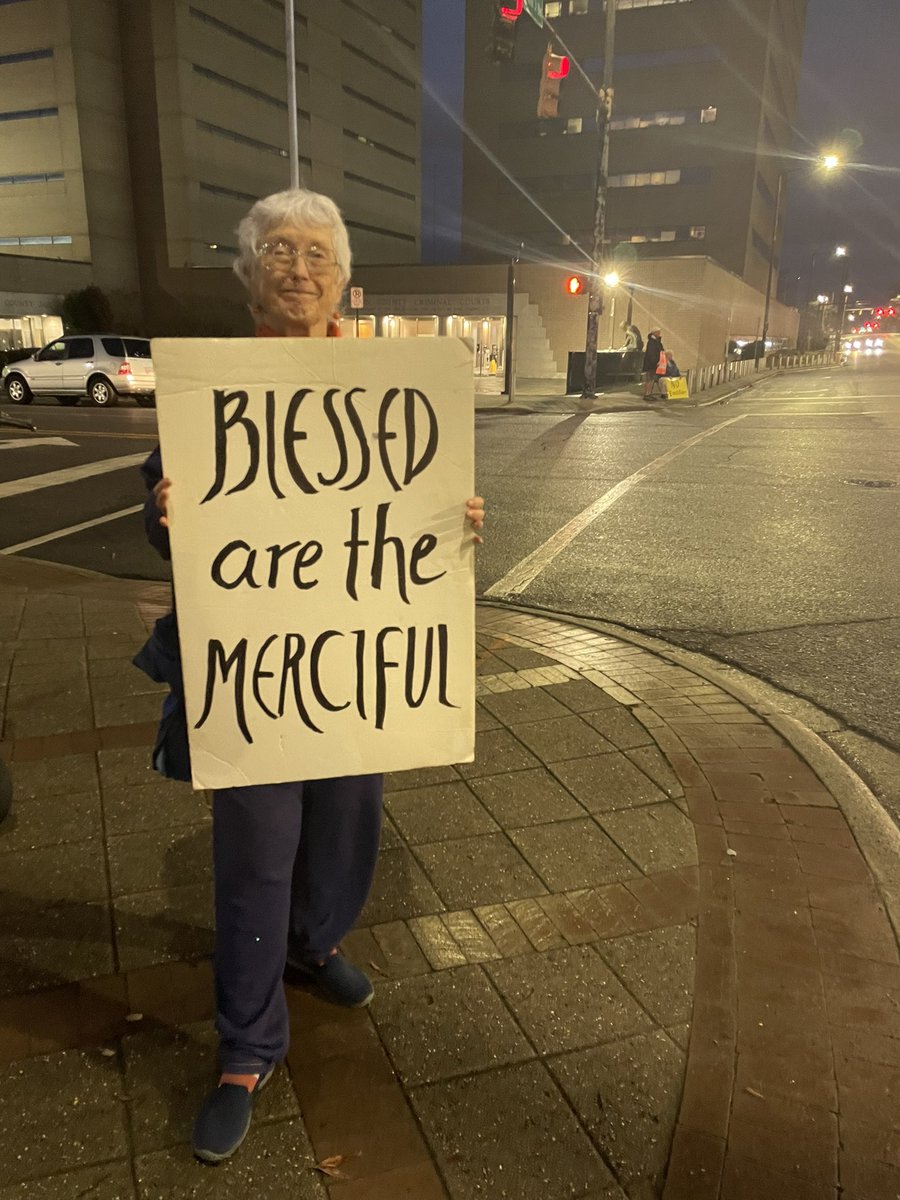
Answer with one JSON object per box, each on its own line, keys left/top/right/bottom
{"left": 0, "top": 452, "right": 146, "bottom": 500}
{"left": 0, "top": 437, "right": 77, "bottom": 451}
{"left": 1, "top": 504, "right": 144, "bottom": 555}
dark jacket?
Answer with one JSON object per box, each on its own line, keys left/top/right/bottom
{"left": 643, "top": 334, "right": 663, "bottom": 373}
{"left": 132, "top": 445, "right": 193, "bottom": 781}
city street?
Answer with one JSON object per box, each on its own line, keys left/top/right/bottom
{"left": 2, "top": 356, "right": 898, "bottom": 757}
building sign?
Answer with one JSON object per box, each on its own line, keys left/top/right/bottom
{"left": 365, "top": 294, "right": 507, "bottom": 318}
{"left": 153, "top": 336, "right": 476, "bottom": 791}
{"left": 0, "top": 292, "right": 61, "bottom": 317}
{"left": 525, "top": 0, "right": 544, "bottom": 26}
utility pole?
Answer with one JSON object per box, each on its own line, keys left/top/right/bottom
{"left": 504, "top": 245, "right": 521, "bottom": 405}
{"left": 582, "top": 0, "right": 616, "bottom": 399}
{"left": 285, "top": 0, "right": 300, "bottom": 187}
{"left": 755, "top": 169, "right": 785, "bottom": 370}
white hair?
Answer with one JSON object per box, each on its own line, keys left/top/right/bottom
{"left": 233, "top": 188, "right": 352, "bottom": 288}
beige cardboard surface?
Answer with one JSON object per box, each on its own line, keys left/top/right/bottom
{"left": 152, "top": 337, "right": 475, "bottom": 790}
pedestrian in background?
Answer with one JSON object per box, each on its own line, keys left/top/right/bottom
{"left": 621, "top": 320, "right": 643, "bottom": 352}
{"left": 643, "top": 327, "right": 665, "bottom": 398}
{"left": 135, "top": 187, "right": 486, "bottom": 1164}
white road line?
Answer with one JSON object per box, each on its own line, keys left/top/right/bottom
{"left": 0, "top": 437, "right": 77, "bottom": 451}
{"left": 0, "top": 504, "right": 143, "bottom": 556}
{"left": 485, "top": 414, "right": 748, "bottom": 599}
{"left": 0, "top": 452, "right": 145, "bottom": 499}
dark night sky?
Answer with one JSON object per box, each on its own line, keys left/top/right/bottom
{"left": 782, "top": 0, "right": 900, "bottom": 305}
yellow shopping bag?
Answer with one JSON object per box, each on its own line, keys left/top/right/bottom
{"left": 665, "top": 376, "right": 690, "bottom": 400}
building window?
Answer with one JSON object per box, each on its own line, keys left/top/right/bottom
{"left": 345, "top": 219, "right": 416, "bottom": 244}
{"left": 568, "top": 0, "right": 589, "bottom": 13}
{"left": 197, "top": 119, "right": 290, "bottom": 158}
{"left": 0, "top": 171, "right": 63, "bottom": 185}
{"left": 566, "top": 117, "right": 583, "bottom": 134}
{"left": 192, "top": 64, "right": 288, "bottom": 111}
{"left": 0, "top": 234, "right": 71, "bottom": 245}
{"left": 611, "top": 225, "right": 706, "bottom": 244}
{"left": 190, "top": 7, "right": 286, "bottom": 59}
{"left": 342, "top": 41, "right": 415, "bottom": 88}
{"left": 609, "top": 169, "right": 681, "bottom": 187}
{"left": 343, "top": 85, "right": 415, "bottom": 127}
{"left": 752, "top": 228, "right": 770, "bottom": 257}
{"left": 344, "top": 171, "right": 416, "bottom": 202}
{"left": 545, "top": 1, "right": 562, "bottom": 14}
{"left": 341, "top": 0, "right": 416, "bottom": 52}
{"left": 199, "top": 181, "right": 259, "bottom": 204}
{"left": 617, "top": 0, "right": 693, "bottom": 8}
{"left": 0, "top": 48, "right": 53, "bottom": 65}
{"left": 344, "top": 128, "right": 416, "bottom": 165}
{"left": 0, "top": 106, "right": 58, "bottom": 122}
{"left": 700, "top": 106, "right": 717, "bottom": 123}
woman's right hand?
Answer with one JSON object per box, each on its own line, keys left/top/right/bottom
{"left": 153, "top": 477, "right": 172, "bottom": 528}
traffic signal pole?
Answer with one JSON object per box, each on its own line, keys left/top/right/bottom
{"left": 582, "top": 0, "right": 616, "bottom": 399}
{"left": 285, "top": 0, "right": 300, "bottom": 187}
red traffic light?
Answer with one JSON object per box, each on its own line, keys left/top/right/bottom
{"left": 547, "top": 54, "right": 570, "bottom": 80}
{"left": 565, "top": 274, "right": 584, "bottom": 296}
{"left": 500, "top": 0, "right": 524, "bottom": 16}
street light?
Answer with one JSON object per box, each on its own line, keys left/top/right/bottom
{"left": 833, "top": 246, "right": 851, "bottom": 351}
{"left": 756, "top": 153, "right": 844, "bottom": 370}
{"left": 602, "top": 271, "right": 620, "bottom": 343}
{"left": 835, "top": 245, "right": 848, "bottom": 258}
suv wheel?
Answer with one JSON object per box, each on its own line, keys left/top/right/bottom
{"left": 88, "top": 377, "right": 118, "bottom": 407}
{"left": 4, "top": 375, "right": 32, "bottom": 405}
{"left": 57, "top": 396, "right": 80, "bottom": 407}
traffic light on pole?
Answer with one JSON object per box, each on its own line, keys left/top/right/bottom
{"left": 486, "top": 0, "right": 523, "bottom": 64}
{"left": 538, "top": 43, "right": 569, "bottom": 118}
{"left": 565, "top": 274, "right": 585, "bottom": 296}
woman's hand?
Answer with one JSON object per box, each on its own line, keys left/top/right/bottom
{"left": 466, "top": 496, "right": 485, "bottom": 545}
{"left": 153, "top": 477, "right": 172, "bottom": 528}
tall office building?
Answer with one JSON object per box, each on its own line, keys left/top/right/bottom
{"left": 462, "top": 0, "right": 808, "bottom": 293}
{"left": 0, "top": 0, "right": 421, "bottom": 340}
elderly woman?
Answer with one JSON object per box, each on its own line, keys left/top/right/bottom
{"left": 136, "top": 188, "right": 485, "bottom": 1163}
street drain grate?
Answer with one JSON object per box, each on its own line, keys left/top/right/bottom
{"left": 845, "top": 479, "right": 897, "bottom": 489}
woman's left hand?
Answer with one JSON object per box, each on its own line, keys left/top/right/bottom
{"left": 466, "top": 496, "right": 485, "bottom": 545}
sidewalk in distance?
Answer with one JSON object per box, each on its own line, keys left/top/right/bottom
{"left": 475, "top": 375, "right": 753, "bottom": 415}
{"left": 0, "top": 556, "right": 898, "bottom": 1199}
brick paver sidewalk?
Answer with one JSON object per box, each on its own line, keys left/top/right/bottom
{"left": 0, "top": 558, "right": 898, "bottom": 1199}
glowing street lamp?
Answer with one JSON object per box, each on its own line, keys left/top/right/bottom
{"left": 602, "top": 271, "right": 620, "bottom": 288}
{"left": 835, "top": 245, "right": 848, "bottom": 258}
{"left": 816, "top": 293, "right": 829, "bottom": 305}
{"left": 822, "top": 153, "right": 841, "bottom": 171}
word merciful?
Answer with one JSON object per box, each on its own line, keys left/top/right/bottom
{"left": 195, "top": 623, "right": 457, "bottom": 744}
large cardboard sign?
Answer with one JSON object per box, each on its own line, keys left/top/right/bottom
{"left": 152, "top": 337, "right": 475, "bottom": 791}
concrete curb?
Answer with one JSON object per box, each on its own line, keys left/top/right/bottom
{"left": 479, "top": 598, "right": 900, "bottom": 937}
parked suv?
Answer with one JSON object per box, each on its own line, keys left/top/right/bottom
{"left": 1, "top": 334, "right": 156, "bottom": 408}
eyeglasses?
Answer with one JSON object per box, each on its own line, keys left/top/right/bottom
{"left": 255, "top": 240, "right": 336, "bottom": 274}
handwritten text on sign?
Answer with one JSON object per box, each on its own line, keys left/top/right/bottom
{"left": 152, "top": 337, "right": 475, "bottom": 790}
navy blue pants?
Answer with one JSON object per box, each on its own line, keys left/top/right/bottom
{"left": 211, "top": 774, "right": 383, "bottom": 1073}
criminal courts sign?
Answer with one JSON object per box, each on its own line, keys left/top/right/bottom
{"left": 153, "top": 337, "right": 476, "bottom": 790}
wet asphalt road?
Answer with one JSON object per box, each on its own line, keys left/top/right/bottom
{"left": 1, "top": 352, "right": 898, "bottom": 750}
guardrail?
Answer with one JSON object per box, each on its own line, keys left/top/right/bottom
{"left": 684, "top": 350, "right": 834, "bottom": 398}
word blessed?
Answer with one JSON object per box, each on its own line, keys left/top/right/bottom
{"left": 202, "top": 385, "right": 439, "bottom": 500}
{"left": 194, "top": 623, "right": 457, "bottom": 743}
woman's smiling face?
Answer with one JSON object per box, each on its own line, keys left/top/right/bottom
{"left": 248, "top": 223, "right": 344, "bottom": 336}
